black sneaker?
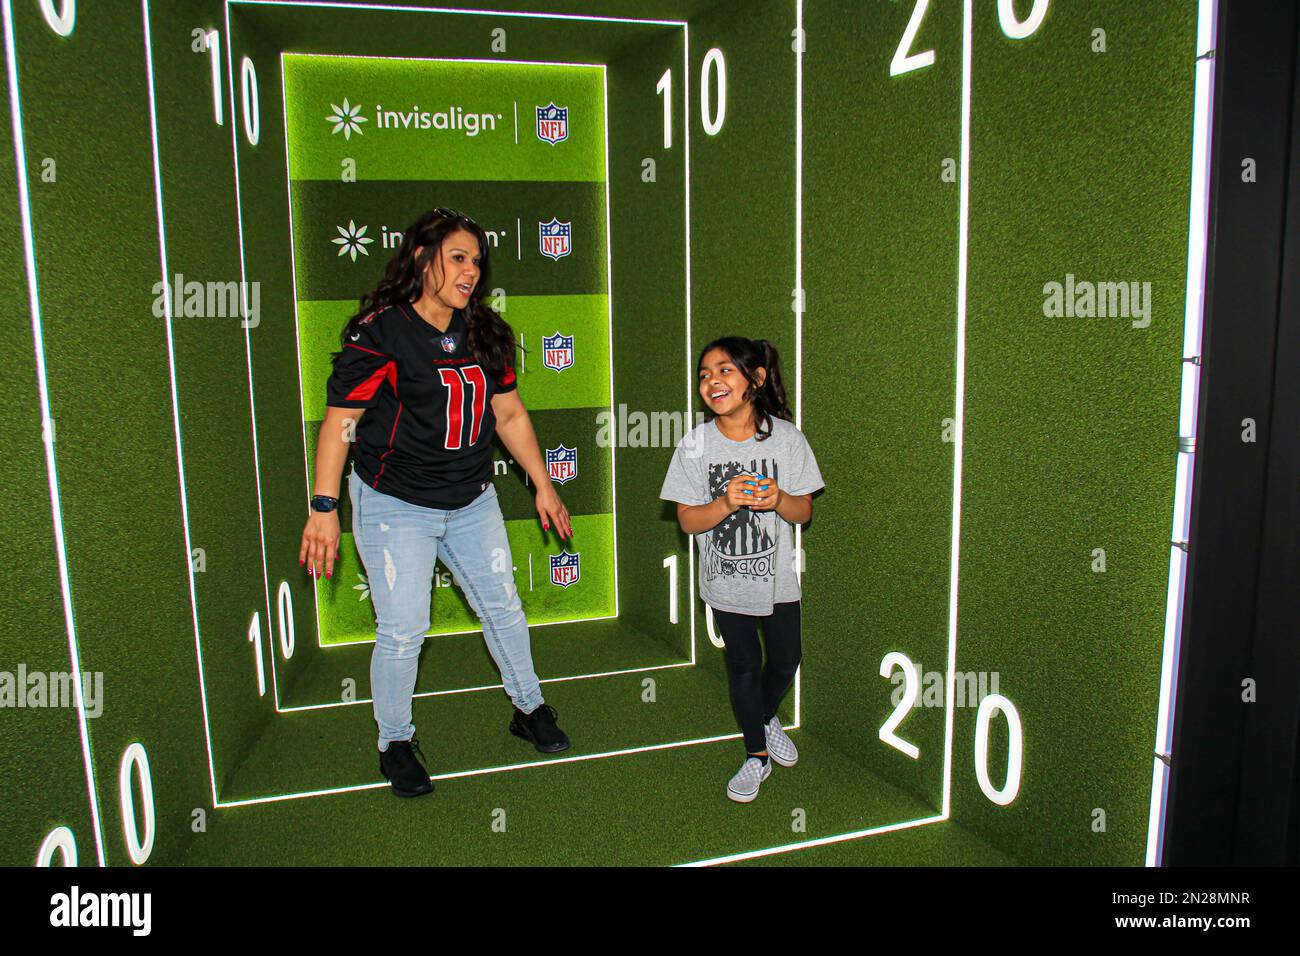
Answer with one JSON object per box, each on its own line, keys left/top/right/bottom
{"left": 378, "top": 738, "right": 434, "bottom": 797}
{"left": 509, "top": 703, "right": 570, "bottom": 753}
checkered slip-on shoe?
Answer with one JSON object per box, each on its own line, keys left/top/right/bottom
{"left": 726, "top": 756, "right": 772, "bottom": 804}
{"left": 764, "top": 717, "right": 799, "bottom": 767}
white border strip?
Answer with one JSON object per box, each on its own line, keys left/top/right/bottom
{"left": 141, "top": 0, "right": 224, "bottom": 812}
{"left": 679, "top": 813, "right": 946, "bottom": 867}
{"left": 683, "top": 24, "right": 696, "bottom": 663}
{"left": 228, "top": 0, "right": 686, "bottom": 28}
{"left": 792, "top": 0, "right": 803, "bottom": 725}
{"left": 217, "top": 728, "right": 744, "bottom": 807}
{"left": 1146, "top": 0, "right": 1218, "bottom": 867}
{"left": 283, "top": 51, "right": 606, "bottom": 68}
{"left": 218, "top": 20, "right": 740, "bottom": 804}
{"left": 278, "top": 657, "right": 693, "bottom": 713}
{"left": 601, "top": 63, "right": 620, "bottom": 619}
{"left": 319, "top": 608, "right": 619, "bottom": 648}
{"left": 275, "top": 49, "right": 631, "bottom": 686}
{"left": 939, "top": 0, "right": 973, "bottom": 822}
{"left": 224, "top": 1, "right": 282, "bottom": 711}
{"left": 3, "top": 0, "right": 108, "bottom": 868}
{"left": 279, "top": 52, "right": 324, "bottom": 655}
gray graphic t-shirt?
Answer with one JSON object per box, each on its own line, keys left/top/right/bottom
{"left": 659, "top": 417, "right": 825, "bottom": 616}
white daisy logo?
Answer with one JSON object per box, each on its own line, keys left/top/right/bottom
{"left": 353, "top": 571, "right": 371, "bottom": 603}
{"left": 333, "top": 220, "right": 374, "bottom": 262}
{"left": 326, "top": 98, "right": 367, "bottom": 139}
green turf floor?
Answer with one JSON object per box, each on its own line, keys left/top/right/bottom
{"left": 732, "top": 818, "right": 1013, "bottom": 867}
{"left": 186, "top": 649, "right": 1011, "bottom": 866}
{"left": 277, "top": 617, "right": 683, "bottom": 709}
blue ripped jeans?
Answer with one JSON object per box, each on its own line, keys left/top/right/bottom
{"left": 349, "top": 467, "right": 544, "bottom": 750}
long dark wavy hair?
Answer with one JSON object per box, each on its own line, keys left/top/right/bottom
{"left": 697, "top": 336, "right": 792, "bottom": 441}
{"left": 337, "top": 207, "right": 517, "bottom": 379}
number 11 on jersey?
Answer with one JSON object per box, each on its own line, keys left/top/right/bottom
{"left": 438, "top": 364, "right": 488, "bottom": 450}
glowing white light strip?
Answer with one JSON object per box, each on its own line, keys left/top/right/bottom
{"left": 225, "top": 1, "right": 282, "bottom": 708}
{"left": 317, "top": 613, "right": 616, "bottom": 650}
{"left": 141, "top": 0, "right": 222, "bottom": 810}
{"left": 278, "top": 53, "right": 326, "bottom": 656}
{"left": 226, "top": 0, "right": 686, "bottom": 28}
{"left": 683, "top": 22, "right": 696, "bottom": 664}
{"left": 276, "top": 54, "right": 621, "bottom": 677}
{"left": 602, "top": 63, "right": 619, "bottom": 619}
{"left": 940, "top": 0, "right": 974, "bottom": 821}
{"left": 216, "top": 728, "right": 744, "bottom": 808}
{"left": 280, "top": 54, "right": 608, "bottom": 658}
{"left": 792, "top": 0, "right": 803, "bottom": 725}
{"left": 278, "top": 51, "right": 616, "bottom": 653}
{"left": 3, "top": 0, "right": 107, "bottom": 868}
{"left": 217, "top": 12, "right": 776, "bottom": 841}
{"left": 319, "top": 609, "right": 619, "bottom": 648}
{"left": 307, "top": 616, "right": 694, "bottom": 708}
{"left": 285, "top": 51, "right": 605, "bottom": 69}
{"left": 278, "top": 657, "right": 694, "bottom": 713}
{"left": 1147, "top": 0, "right": 1218, "bottom": 867}
{"left": 678, "top": 812, "right": 946, "bottom": 867}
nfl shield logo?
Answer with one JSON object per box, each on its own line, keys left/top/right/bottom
{"left": 539, "top": 218, "right": 572, "bottom": 260}
{"left": 550, "top": 551, "right": 580, "bottom": 588}
{"left": 542, "top": 332, "right": 574, "bottom": 372}
{"left": 546, "top": 445, "right": 577, "bottom": 485}
{"left": 536, "top": 103, "right": 568, "bottom": 145}
{"left": 439, "top": 335, "right": 456, "bottom": 353}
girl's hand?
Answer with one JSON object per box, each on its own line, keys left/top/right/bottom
{"left": 300, "top": 511, "right": 341, "bottom": 579}
{"left": 746, "top": 476, "right": 782, "bottom": 512}
{"left": 723, "top": 473, "right": 765, "bottom": 512}
{"left": 535, "top": 482, "right": 573, "bottom": 540}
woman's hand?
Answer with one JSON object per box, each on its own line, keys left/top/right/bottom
{"left": 534, "top": 482, "right": 573, "bottom": 540}
{"left": 300, "top": 511, "right": 341, "bottom": 579}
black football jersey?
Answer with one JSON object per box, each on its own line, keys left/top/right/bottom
{"left": 324, "top": 302, "right": 518, "bottom": 509}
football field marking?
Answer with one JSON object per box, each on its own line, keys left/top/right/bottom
{"left": 210, "top": 4, "right": 697, "bottom": 804}
{"left": 4, "top": 0, "right": 109, "bottom": 866}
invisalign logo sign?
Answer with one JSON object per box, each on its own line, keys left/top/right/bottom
{"left": 326, "top": 98, "right": 367, "bottom": 139}
{"left": 325, "top": 97, "right": 501, "bottom": 138}
{"left": 333, "top": 221, "right": 374, "bottom": 262}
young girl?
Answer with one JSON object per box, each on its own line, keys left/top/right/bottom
{"left": 659, "top": 337, "right": 825, "bottom": 803}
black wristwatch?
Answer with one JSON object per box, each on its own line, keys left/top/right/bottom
{"left": 310, "top": 495, "right": 338, "bottom": 513}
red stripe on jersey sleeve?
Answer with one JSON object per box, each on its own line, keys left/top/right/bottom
{"left": 345, "top": 358, "right": 395, "bottom": 403}
{"left": 500, "top": 365, "right": 516, "bottom": 387}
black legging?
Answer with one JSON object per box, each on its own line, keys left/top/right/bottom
{"left": 712, "top": 601, "right": 802, "bottom": 754}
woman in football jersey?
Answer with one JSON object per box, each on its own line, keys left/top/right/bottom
{"left": 298, "top": 207, "right": 571, "bottom": 798}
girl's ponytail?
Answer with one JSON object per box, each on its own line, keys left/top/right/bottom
{"left": 751, "top": 339, "right": 793, "bottom": 440}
